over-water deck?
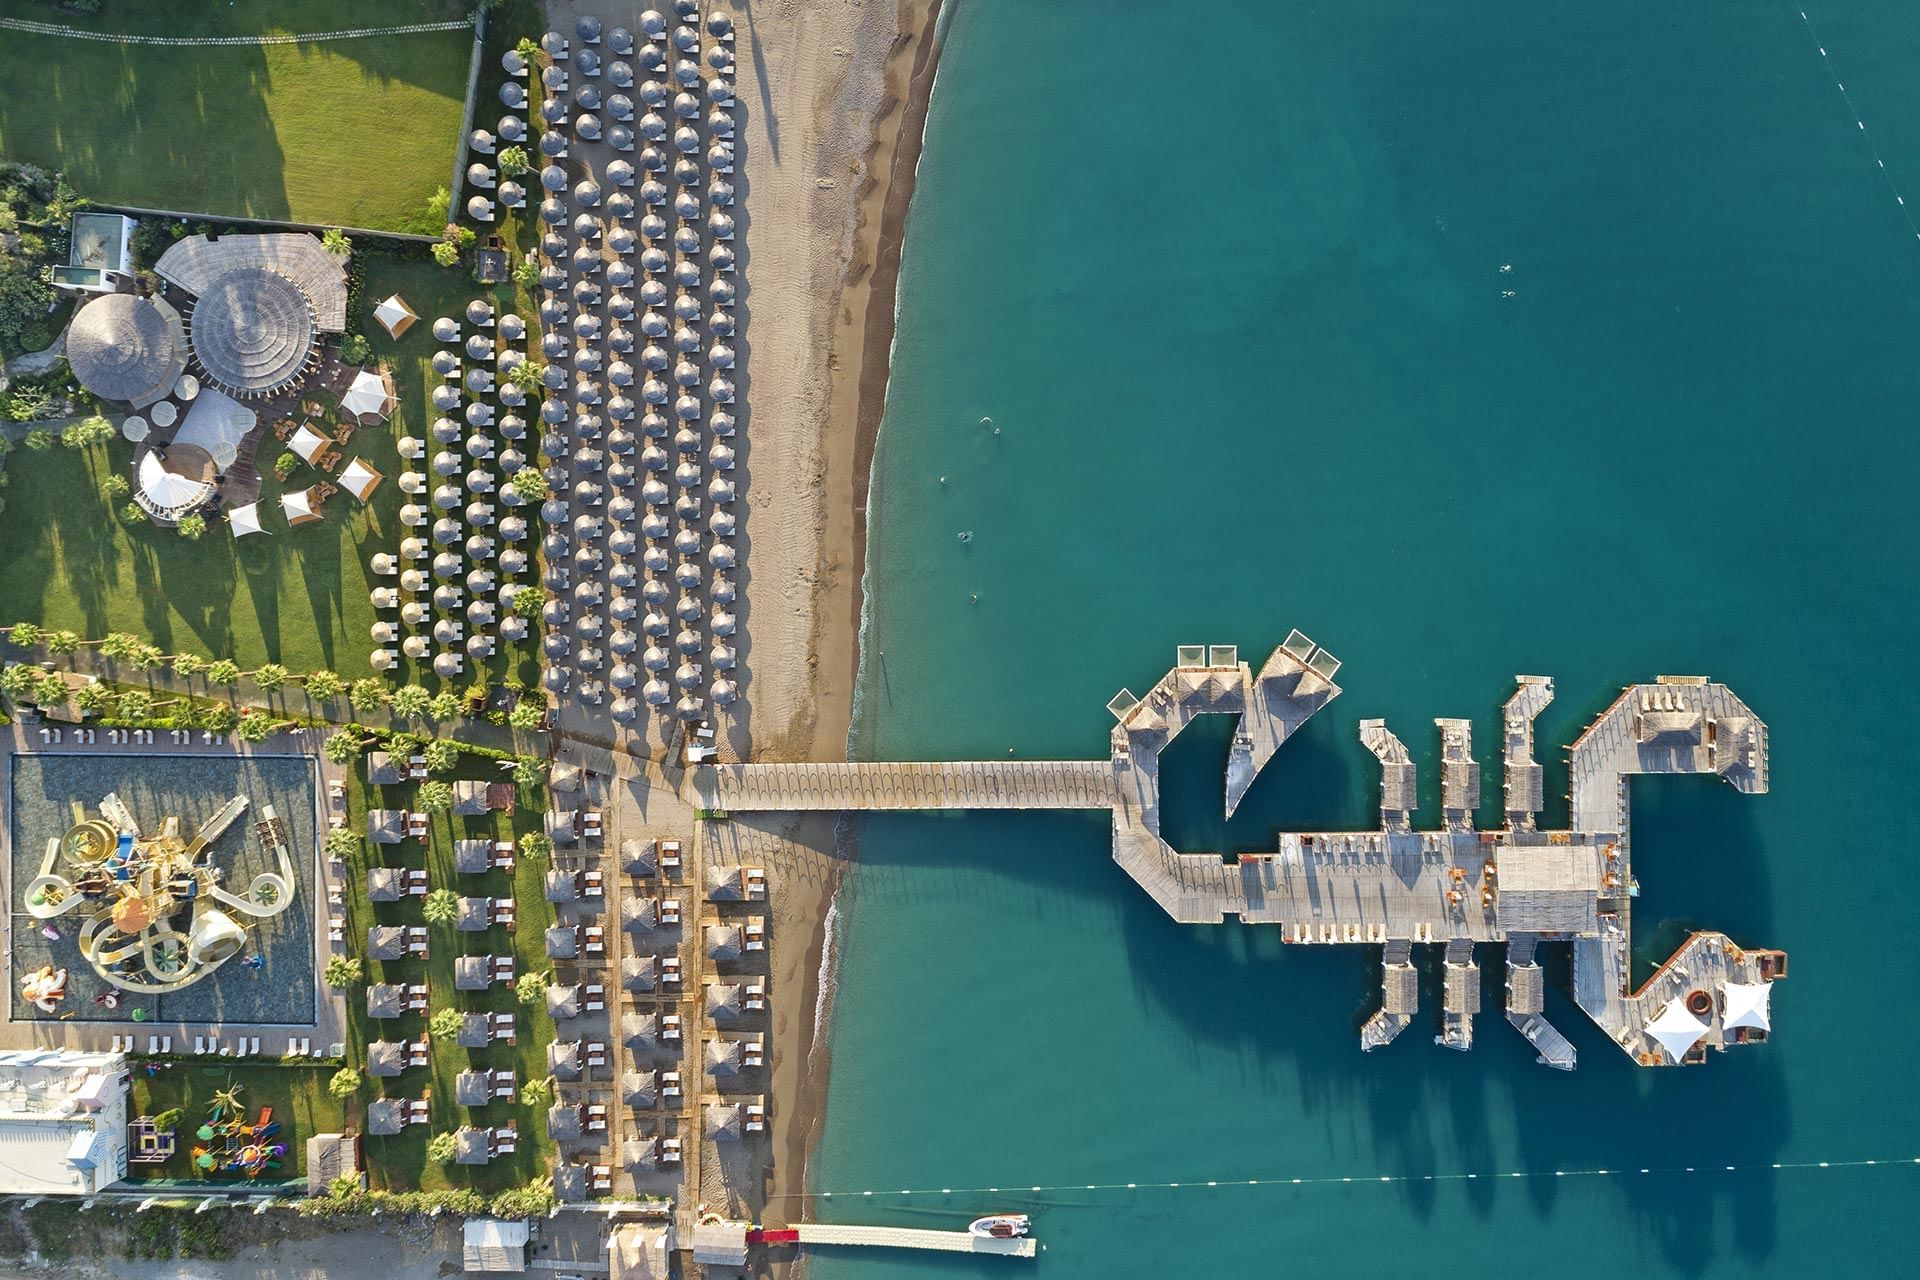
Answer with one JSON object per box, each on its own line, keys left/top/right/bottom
{"left": 686, "top": 635, "right": 1782, "bottom": 1069}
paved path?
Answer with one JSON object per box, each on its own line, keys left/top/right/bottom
{"left": 0, "top": 17, "right": 471, "bottom": 47}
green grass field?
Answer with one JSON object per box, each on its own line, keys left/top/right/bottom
{"left": 129, "top": 1061, "right": 342, "bottom": 1183}
{"left": 339, "top": 746, "right": 559, "bottom": 1191}
{"left": 0, "top": 245, "right": 533, "bottom": 684}
{"left": 0, "top": 1, "right": 473, "bottom": 231}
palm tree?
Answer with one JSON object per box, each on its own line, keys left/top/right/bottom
{"left": 391, "top": 685, "right": 431, "bottom": 718}
{"left": 514, "top": 970, "right": 549, "bottom": 1005}
{"left": 429, "top": 1007, "right": 465, "bottom": 1040}
{"left": 417, "top": 781, "right": 454, "bottom": 812}
{"left": 328, "top": 1068, "right": 362, "bottom": 1100}
{"left": 209, "top": 1083, "right": 244, "bottom": 1123}
{"left": 304, "top": 670, "right": 346, "bottom": 702}
{"left": 206, "top": 659, "right": 240, "bottom": 686}
{"left": 427, "top": 1132, "right": 457, "bottom": 1163}
{"left": 423, "top": 739, "right": 460, "bottom": 775}
{"left": 517, "top": 832, "right": 553, "bottom": 862}
{"left": 422, "top": 888, "right": 459, "bottom": 927}
{"left": 323, "top": 955, "right": 363, "bottom": 988}
{"left": 253, "top": 663, "right": 290, "bottom": 692}
{"left": 323, "top": 731, "right": 363, "bottom": 765}
{"left": 519, "top": 1076, "right": 551, "bottom": 1106}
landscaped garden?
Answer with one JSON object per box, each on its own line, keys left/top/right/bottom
{"left": 328, "top": 733, "right": 561, "bottom": 1193}
{"left": 0, "top": 241, "right": 540, "bottom": 699}
{"left": 0, "top": 0, "right": 476, "bottom": 233}
{"left": 128, "top": 1061, "right": 343, "bottom": 1182}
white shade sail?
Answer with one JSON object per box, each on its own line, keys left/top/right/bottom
{"left": 1722, "top": 981, "right": 1772, "bottom": 1032}
{"left": 281, "top": 487, "right": 322, "bottom": 526}
{"left": 227, "top": 502, "right": 265, "bottom": 537}
{"left": 288, "top": 424, "right": 329, "bottom": 464}
{"left": 339, "top": 457, "right": 384, "bottom": 501}
{"left": 373, "top": 293, "right": 418, "bottom": 338}
{"left": 1646, "top": 999, "right": 1709, "bottom": 1063}
{"left": 135, "top": 449, "right": 213, "bottom": 515}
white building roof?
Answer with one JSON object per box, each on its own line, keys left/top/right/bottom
{"left": 1723, "top": 980, "right": 1772, "bottom": 1032}
{"left": 463, "top": 1217, "right": 530, "bottom": 1272}
{"left": 0, "top": 1050, "right": 130, "bottom": 1195}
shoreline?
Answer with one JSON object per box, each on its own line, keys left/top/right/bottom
{"left": 748, "top": 0, "right": 948, "bottom": 1240}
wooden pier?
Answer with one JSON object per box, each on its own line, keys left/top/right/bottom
{"left": 685, "top": 635, "right": 1782, "bottom": 1069}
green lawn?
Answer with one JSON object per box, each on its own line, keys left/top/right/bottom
{"left": 129, "top": 1060, "right": 344, "bottom": 1183}
{"left": 0, "top": 1, "right": 473, "bottom": 231}
{"left": 340, "top": 744, "right": 558, "bottom": 1192}
{"left": 0, "top": 244, "right": 541, "bottom": 691}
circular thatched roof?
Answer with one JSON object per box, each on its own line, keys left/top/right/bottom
{"left": 66, "top": 294, "right": 186, "bottom": 407}
{"left": 188, "top": 267, "right": 316, "bottom": 397}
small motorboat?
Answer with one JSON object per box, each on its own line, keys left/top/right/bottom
{"left": 969, "top": 1214, "right": 1030, "bottom": 1239}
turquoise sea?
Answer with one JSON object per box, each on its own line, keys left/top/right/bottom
{"left": 814, "top": 2, "right": 1920, "bottom": 1276}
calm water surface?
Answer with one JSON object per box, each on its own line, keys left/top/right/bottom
{"left": 814, "top": 2, "right": 1920, "bottom": 1275}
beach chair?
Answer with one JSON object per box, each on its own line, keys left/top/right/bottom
{"left": 584, "top": 925, "right": 606, "bottom": 958}
{"left": 586, "top": 1104, "right": 607, "bottom": 1133}
{"left": 659, "top": 898, "right": 682, "bottom": 926}
{"left": 744, "top": 983, "right": 767, "bottom": 1014}
{"left": 493, "top": 1012, "right": 516, "bottom": 1044}
{"left": 408, "top": 1098, "right": 430, "bottom": 1126}
{"left": 661, "top": 1070, "right": 682, "bottom": 1101}
{"left": 583, "top": 811, "right": 603, "bottom": 839}
{"left": 583, "top": 982, "right": 605, "bottom": 1013}
{"left": 658, "top": 840, "right": 682, "bottom": 875}
{"left": 162, "top": 1036, "right": 173, "bottom": 1053}
{"left": 408, "top": 1042, "right": 429, "bottom": 1069}
{"left": 582, "top": 869, "right": 604, "bottom": 898}
{"left": 591, "top": 1165, "right": 611, "bottom": 1192}
{"left": 495, "top": 898, "right": 516, "bottom": 931}
{"left": 659, "top": 956, "right": 682, "bottom": 988}
{"left": 492, "top": 840, "right": 516, "bottom": 873}
{"left": 407, "top": 926, "right": 429, "bottom": 958}
{"left": 584, "top": 1041, "right": 608, "bottom": 1072}
{"left": 659, "top": 1015, "right": 681, "bottom": 1044}
{"left": 405, "top": 868, "right": 430, "bottom": 896}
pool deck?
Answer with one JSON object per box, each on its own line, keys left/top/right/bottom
{"left": 0, "top": 722, "right": 348, "bottom": 1057}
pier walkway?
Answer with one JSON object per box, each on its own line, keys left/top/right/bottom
{"left": 691, "top": 760, "right": 1116, "bottom": 812}
{"left": 793, "top": 1223, "right": 1037, "bottom": 1258}
{"left": 675, "top": 635, "right": 1782, "bottom": 1070}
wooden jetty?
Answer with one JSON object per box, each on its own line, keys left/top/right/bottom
{"left": 687, "top": 633, "right": 1784, "bottom": 1069}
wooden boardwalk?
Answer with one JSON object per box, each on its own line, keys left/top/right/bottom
{"left": 691, "top": 761, "right": 1117, "bottom": 812}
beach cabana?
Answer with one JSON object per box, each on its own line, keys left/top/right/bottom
{"left": 546, "top": 984, "right": 581, "bottom": 1020}
{"left": 1723, "top": 981, "right": 1772, "bottom": 1033}
{"left": 367, "top": 809, "right": 406, "bottom": 844}
{"left": 622, "top": 1012, "right": 659, "bottom": 1050}
{"left": 366, "top": 867, "right": 404, "bottom": 902}
{"left": 620, "top": 839, "right": 657, "bottom": 877}
{"left": 455, "top": 839, "right": 494, "bottom": 874}
{"left": 227, "top": 502, "right": 266, "bottom": 538}
{"left": 456, "top": 896, "right": 494, "bottom": 932}
{"left": 704, "top": 1102, "right": 742, "bottom": 1142}
{"left": 457, "top": 1012, "right": 494, "bottom": 1049}
{"left": 367, "top": 926, "right": 407, "bottom": 960}
{"left": 547, "top": 1103, "right": 584, "bottom": 1143}
{"left": 366, "top": 1099, "right": 407, "bottom": 1136}
{"left": 339, "top": 457, "right": 385, "bottom": 501}
{"left": 1646, "top": 999, "right": 1710, "bottom": 1063}
{"left": 621, "top": 955, "right": 658, "bottom": 992}
{"left": 373, "top": 293, "right": 419, "bottom": 338}
{"left": 553, "top": 1163, "right": 590, "bottom": 1203}
{"left": 623, "top": 1070, "right": 658, "bottom": 1109}
{"left": 704, "top": 924, "right": 742, "bottom": 962}
{"left": 545, "top": 869, "right": 580, "bottom": 903}
{"left": 456, "top": 1070, "right": 492, "bottom": 1107}
{"left": 366, "top": 982, "right": 407, "bottom": 1019}
{"left": 367, "top": 751, "right": 404, "bottom": 785}
{"left": 704, "top": 982, "right": 744, "bottom": 1023}
{"left": 548, "top": 1040, "right": 583, "bottom": 1082}
{"left": 454, "top": 1128, "right": 492, "bottom": 1166}
{"left": 545, "top": 925, "right": 579, "bottom": 960}
{"left": 342, "top": 368, "right": 397, "bottom": 420}
{"left": 455, "top": 956, "right": 493, "bottom": 991}
{"left": 453, "top": 780, "right": 492, "bottom": 815}
{"left": 367, "top": 1040, "right": 408, "bottom": 1078}
{"left": 281, "top": 487, "right": 323, "bottom": 527}
{"left": 704, "top": 1038, "right": 743, "bottom": 1081}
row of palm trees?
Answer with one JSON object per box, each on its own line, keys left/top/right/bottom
{"left": 0, "top": 622, "right": 547, "bottom": 731}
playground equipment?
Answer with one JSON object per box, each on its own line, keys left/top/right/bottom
{"left": 21, "top": 794, "right": 297, "bottom": 994}
{"left": 189, "top": 1086, "right": 285, "bottom": 1178}
{"left": 20, "top": 964, "right": 67, "bottom": 1012}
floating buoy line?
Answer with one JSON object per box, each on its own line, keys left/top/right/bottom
{"left": 1799, "top": 9, "right": 1920, "bottom": 243}
{"left": 779, "top": 1155, "right": 1920, "bottom": 1202}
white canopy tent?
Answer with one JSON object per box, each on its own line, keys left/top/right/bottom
{"left": 288, "top": 424, "right": 330, "bottom": 464}
{"left": 1723, "top": 981, "right": 1772, "bottom": 1033}
{"left": 227, "top": 502, "right": 266, "bottom": 537}
{"left": 342, "top": 368, "right": 396, "bottom": 420}
{"left": 281, "top": 487, "right": 323, "bottom": 527}
{"left": 1645, "top": 999, "right": 1709, "bottom": 1063}
{"left": 373, "top": 293, "right": 419, "bottom": 339}
{"left": 339, "top": 457, "right": 384, "bottom": 502}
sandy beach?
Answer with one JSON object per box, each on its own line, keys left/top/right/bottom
{"left": 717, "top": 0, "right": 948, "bottom": 1235}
